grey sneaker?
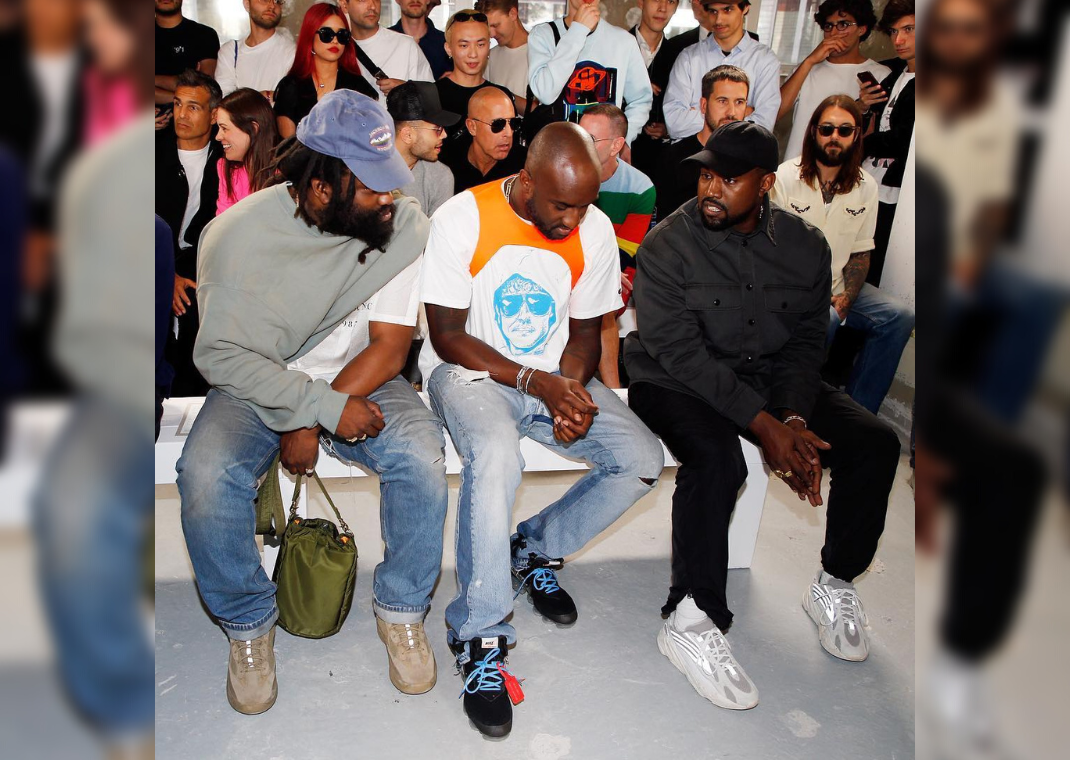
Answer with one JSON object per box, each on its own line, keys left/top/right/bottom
{"left": 226, "top": 625, "right": 278, "bottom": 714}
{"left": 803, "top": 573, "right": 870, "bottom": 661}
{"left": 657, "top": 610, "right": 759, "bottom": 710}
{"left": 376, "top": 616, "right": 437, "bottom": 695}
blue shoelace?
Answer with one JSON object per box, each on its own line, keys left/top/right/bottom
{"left": 459, "top": 647, "right": 506, "bottom": 697}
{"left": 512, "top": 566, "right": 561, "bottom": 600}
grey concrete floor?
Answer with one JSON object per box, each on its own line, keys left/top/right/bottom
{"left": 154, "top": 457, "right": 916, "bottom": 760}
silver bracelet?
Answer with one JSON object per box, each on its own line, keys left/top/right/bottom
{"left": 783, "top": 414, "right": 807, "bottom": 428}
{"left": 516, "top": 366, "right": 534, "bottom": 394}
{"left": 522, "top": 368, "right": 537, "bottom": 395}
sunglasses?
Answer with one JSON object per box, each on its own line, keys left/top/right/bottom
{"left": 316, "top": 27, "right": 352, "bottom": 45}
{"left": 411, "top": 124, "right": 445, "bottom": 136}
{"left": 471, "top": 116, "right": 523, "bottom": 134}
{"left": 822, "top": 20, "right": 858, "bottom": 32}
{"left": 816, "top": 124, "right": 857, "bottom": 137}
{"left": 499, "top": 293, "right": 554, "bottom": 318}
{"left": 447, "top": 11, "right": 487, "bottom": 30}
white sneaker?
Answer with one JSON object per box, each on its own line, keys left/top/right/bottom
{"left": 657, "top": 600, "right": 759, "bottom": 710}
{"left": 803, "top": 572, "right": 870, "bottom": 661}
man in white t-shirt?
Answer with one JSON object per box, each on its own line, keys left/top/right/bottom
{"left": 420, "top": 123, "right": 663, "bottom": 738}
{"left": 779, "top": 0, "right": 890, "bottom": 161}
{"left": 478, "top": 0, "right": 530, "bottom": 114}
{"left": 345, "top": 0, "right": 434, "bottom": 99}
{"left": 214, "top": 0, "right": 296, "bottom": 100}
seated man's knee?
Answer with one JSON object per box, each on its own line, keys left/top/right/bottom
{"left": 616, "top": 428, "right": 666, "bottom": 486}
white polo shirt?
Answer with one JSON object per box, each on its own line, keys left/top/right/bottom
{"left": 771, "top": 158, "right": 879, "bottom": 296}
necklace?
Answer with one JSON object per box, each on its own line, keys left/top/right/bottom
{"left": 504, "top": 175, "right": 517, "bottom": 202}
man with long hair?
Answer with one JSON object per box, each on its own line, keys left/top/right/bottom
{"left": 772, "top": 94, "right": 914, "bottom": 415}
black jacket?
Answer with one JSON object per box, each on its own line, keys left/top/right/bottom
{"left": 864, "top": 59, "right": 915, "bottom": 192}
{"left": 155, "top": 129, "right": 222, "bottom": 279}
{"left": 624, "top": 198, "right": 832, "bottom": 429}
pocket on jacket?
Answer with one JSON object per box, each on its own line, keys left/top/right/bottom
{"left": 685, "top": 283, "right": 742, "bottom": 354}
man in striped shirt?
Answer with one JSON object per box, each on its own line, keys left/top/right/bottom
{"left": 579, "top": 104, "right": 656, "bottom": 387}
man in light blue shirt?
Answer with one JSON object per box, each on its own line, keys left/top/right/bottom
{"left": 663, "top": 1, "right": 781, "bottom": 138}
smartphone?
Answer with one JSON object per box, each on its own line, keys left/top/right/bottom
{"left": 856, "top": 71, "right": 880, "bottom": 88}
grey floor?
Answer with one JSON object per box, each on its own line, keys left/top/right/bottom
{"left": 154, "top": 457, "right": 916, "bottom": 760}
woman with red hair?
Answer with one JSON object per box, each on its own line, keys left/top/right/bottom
{"left": 273, "top": 2, "right": 378, "bottom": 138}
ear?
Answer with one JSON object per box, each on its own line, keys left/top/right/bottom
{"left": 612, "top": 136, "right": 626, "bottom": 158}
{"left": 309, "top": 177, "right": 334, "bottom": 206}
{"left": 444, "top": 40, "right": 451, "bottom": 59}
{"left": 465, "top": 117, "right": 477, "bottom": 137}
{"left": 699, "top": 95, "right": 708, "bottom": 114}
{"left": 758, "top": 171, "right": 775, "bottom": 195}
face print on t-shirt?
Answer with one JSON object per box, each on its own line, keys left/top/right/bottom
{"left": 494, "top": 273, "right": 559, "bottom": 355}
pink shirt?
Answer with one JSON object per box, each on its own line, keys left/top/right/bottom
{"left": 216, "top": 159, "right": 251, "bottom": 215}
{"left": 84, "top": 69, "right": 138, "bottom": 146}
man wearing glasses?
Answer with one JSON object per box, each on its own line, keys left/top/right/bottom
{"left": 387, "top": 81, "right": 459, "bottom": 216}
{"left": 441, "top": 86, "right": 526, "bottom": 193}
{"left": 215, "top": 0, "right": 296, "bottom": 101}
{"left": 772, "top": 94, "right": 914, "bottom": 415}
{"left": 420, "top": 122, "right": 664, "bottom": 737}
{"left": 779, "top": 0, "right": 890, "bottom": 161}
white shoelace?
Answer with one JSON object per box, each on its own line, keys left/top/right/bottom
{"left": 697, "top": 628, "right": 740, "bottom": 677}
{"left": 830, "top": 587, "right": 866, "bottom": 631}
{"left": 389, "top": 623, "right": 426, "bottom": 653}
{"left": 238, "top": 639, "right": 266, "bottom": 670}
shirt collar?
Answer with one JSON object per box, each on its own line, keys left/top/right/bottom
{"left": 706, "top": 30, "right": 754, "bottom": 57}
{"left": 686, "top": 195, "right": 777, "bottom": 248}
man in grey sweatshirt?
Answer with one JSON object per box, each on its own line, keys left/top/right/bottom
{"left": 176, "top": 91, "right": 447, "bottom": 714}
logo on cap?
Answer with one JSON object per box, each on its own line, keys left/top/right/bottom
{"left": 369, "top": 126, "right": 393, "bottom": 152}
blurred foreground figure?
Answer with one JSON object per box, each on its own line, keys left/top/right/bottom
{"left": 32, "top": 0, "right": 155, "bottom": 756}
{"left": 915, "top": 0, "right": 1067, "bottom": 757}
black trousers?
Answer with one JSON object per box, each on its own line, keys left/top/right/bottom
{"left": 629, "top": 381, "right": 901, "bottom": 630}
{"left": 867, "top": 201, "right": 898, "bottom": 287}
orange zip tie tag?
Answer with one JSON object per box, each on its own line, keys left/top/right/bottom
{"left": 497, "top": 664, "right": 525, "bottom": 705}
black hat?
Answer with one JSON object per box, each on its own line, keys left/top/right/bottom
{"left": 386, "top": 81, "right": 460, "bottom": 127}
{"left": 683, "top": 120, "right": 779, "bottom": 178}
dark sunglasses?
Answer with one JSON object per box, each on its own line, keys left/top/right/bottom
{"left": 472, "top": 116, "right": 523, "bottom": 134}
{"left": 447, "top": 10, "right": 488, "bottom": 29}
{"left": 316, "top": 27, "right": 352, "bottom": 45}
{"left": 816, "top": 124, "right": 857, "bottom": 137}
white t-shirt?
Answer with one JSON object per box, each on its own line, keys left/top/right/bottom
{"left": 771, "top": 159, "right": 880, "bottom": 296}
{"left": 287, "top": 256, "right": 422, "bottom": 383}
{"left": 215, "top": 29, "right": 296, "bottom": 96}
{"left": 355, "top": 27, "right": 434, "bottom": 99}
{"left": 863, "top": 69, "right": 915, "bottom": 205}
{"left": 419, "top": 180, "right": 623, "bottom": 380}
{"left": 487, "top": 43, "right": 529, "bottom": 99}
{"left": 176, "top": 144, "right": 211, "bottom": 250}
{"left": 785, "top": 59, "right": 891, "bottom": 161}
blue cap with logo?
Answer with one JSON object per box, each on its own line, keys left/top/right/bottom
{"left": 296, "top": 90, "right": 413, "bottom": 193}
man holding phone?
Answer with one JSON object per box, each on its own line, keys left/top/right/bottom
{"left": 779, "top": 0, "right": 889, "bottom": 160}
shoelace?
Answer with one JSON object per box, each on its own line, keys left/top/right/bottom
{"left": 831, "top": 587, "right": 866, "bottom": 631}
{"left": 512, "top": 567, "right": 561, "bottom": 600}
{"left": 696, "top": 628, "right": 741, "bottom": 678}
{"left": 238, "top": 639, "right": 266, "bottom": 670}
{"left": 459, "top": 647, "right": 507, "bottom": 696}
{"left": 388, "top": 623, "right": 425, "bottom": 652}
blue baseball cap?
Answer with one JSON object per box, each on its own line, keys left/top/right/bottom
{"left": 296, "top": 90, "right": 413, "bottom": 193}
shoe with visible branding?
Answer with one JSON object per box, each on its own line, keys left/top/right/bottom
{"left": 376, "top": 616, "right": 437, "bottom": 695}
{"left": 803, "top": 572, "right": 870, "bottom": 662}
{"left": 456, "top": 636, "right": 516, "bottom": 738}
{"left": 226, "top": 625, "right": 278, "bottom": 715}
{"left": 657, "top": 608, "right": 759, "bottom": 710}
{"left": 511, "top": 534, "right": 577, "bottom": 625}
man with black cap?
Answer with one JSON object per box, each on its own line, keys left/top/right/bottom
{"left": 177, "top": 90, "right": 449, "bottom": 714}
{"left": 387, "top": 81, "right": 459, "bottom": 216}
{"left": 625, "top": 120, "right": 900, "bottom": 709}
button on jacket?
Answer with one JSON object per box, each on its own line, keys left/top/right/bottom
{"left": 623, "top": 197, "right": 832, "bottom": 429}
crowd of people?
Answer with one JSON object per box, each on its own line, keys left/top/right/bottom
{"left": 154, "top": 0, "right": 919, "bottom": 740}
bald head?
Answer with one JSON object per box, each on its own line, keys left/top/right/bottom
{"left": 468, "top": 86, "right": 512, "bottom": 120}
{"left": 466, "top": 87, "right": 516, "bottom": 161}
{"left": 513, "top": 122, "right": 602, "bottom": 241}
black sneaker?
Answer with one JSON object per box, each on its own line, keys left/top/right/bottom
{"left": 511, "top": 534, "right": 578, "bottom": 625}
{"left": 456, "top": 636, "right": 514, "bottom": 738}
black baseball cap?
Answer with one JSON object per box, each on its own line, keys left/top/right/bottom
{"left": 386, "top": 81, "right": 460, "bottom": 127}
{"left": 683, "top": 120, "right": 779, "bottom": 179}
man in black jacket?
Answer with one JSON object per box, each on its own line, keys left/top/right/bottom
{"left": 155, "top": 69, "right": 222, "bottom": 396}
{"left": 629, "top": 0, "right": 681, "bottom": 182}
{"left": 861, "top": 0, "right": 915, "bottom": 285}
{"left": 625, "top": 121, "right": 900, "bottom": 710}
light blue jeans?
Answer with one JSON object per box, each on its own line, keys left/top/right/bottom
{"left": 427, "top": 364, "right": 664, "bottom": 662}
{"left": 177, "top": 378, "right": 448, "bottom": 640}
{"left": 827, "top": 282, "right": 915, "bottom": 414}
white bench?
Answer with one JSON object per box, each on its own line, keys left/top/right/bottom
{"left": 155, "top": 391, "right": 769, "bottom": 569}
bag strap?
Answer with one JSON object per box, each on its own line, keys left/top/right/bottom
{"left": 353, "top": 42, "right": 387, "bottom": 81}
{"left": 289, "top": 472, "right": 352, "bottom": 536}
{"left": 524, "top": 20, "right": 562, "bottom": 118}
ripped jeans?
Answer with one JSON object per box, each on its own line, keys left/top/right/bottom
{"left": 426, "top": 364, "right": 664, "bottom": 659}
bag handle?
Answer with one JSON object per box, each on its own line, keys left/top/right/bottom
{"left": 289, "top": 472, "right": 352, "bottom": 536}
{"left": 353, "top": 42, "right": 388, "bottom": 81}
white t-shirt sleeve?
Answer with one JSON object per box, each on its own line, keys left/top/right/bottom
{"left": 420, "top": 193, "right": 478, "bottom": 309}
{"left": 216, "top": 40, "right": 238, "bottom": 96}
{"left": 410, "top": 40, "right": 434, "bottom": 82}
{"left": 369, "top": 255, "right": 422, "bottom": 326}
{"left": 570, "top": 210, "right": 625, "bottom": 319}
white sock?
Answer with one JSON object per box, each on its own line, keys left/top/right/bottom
{"left": 673, "top": 595, "right": 710, "bottom": 628}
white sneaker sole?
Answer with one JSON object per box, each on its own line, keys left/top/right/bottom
{"left": 802, "top": 592, "right": 869, "bottom": 662}
{"left": 657, "top": 626, "right": 758, "bottom": 710}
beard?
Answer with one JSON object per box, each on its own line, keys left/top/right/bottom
{"left": 816, "top": 142, "right": 848, "bottom": 167}
{"left": 524, "top": 196, "right": 568, "bottom": 240}
{"left": 252, "top": 12, "right": 282, "bottom": 30}
{"left": 320, "top": 200, "right": 396, "bottom": 252}
{"left": 698, "top": 197, "right": 748, "bottom": 231}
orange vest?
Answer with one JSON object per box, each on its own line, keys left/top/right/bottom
{"left": 468, "top": 178, "right": 586, "bottom": 289}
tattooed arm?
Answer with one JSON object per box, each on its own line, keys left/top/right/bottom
{"left": 832, "top": 250, "right": 872, "bottom": 319}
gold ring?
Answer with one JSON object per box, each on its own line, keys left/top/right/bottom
{"left": 774, "top": 469, "right": 787, "bottom": 479}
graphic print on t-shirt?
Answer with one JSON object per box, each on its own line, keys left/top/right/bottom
{"left": 494, "top": 273, "right": 559, "bottom": 356}
{"left": 562, "top": 61, "right": 617, "bottom": 123}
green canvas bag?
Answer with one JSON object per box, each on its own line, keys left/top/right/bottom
{"left": 254, "top": 453, "right": 287, "bottom": 537}
{"left": 272, "top": 472, "right": 357, "bottom": 639}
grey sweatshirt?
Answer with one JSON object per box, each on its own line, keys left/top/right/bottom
{"left": 194, "top": 185, "right": 428, "bottom": 433}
